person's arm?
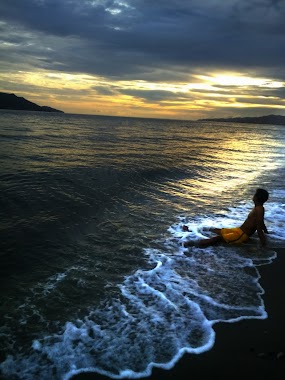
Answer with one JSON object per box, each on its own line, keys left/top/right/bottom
{"left": 256, "top": 207, "right": 267, "bottom": 247}
{"left": 262, "top": 221, "right": 269, "bottom": 234}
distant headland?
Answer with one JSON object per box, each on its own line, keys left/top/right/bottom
{"left": 0, "top": 92, "right": 64, "bottom": 113}
{"left": 199, "top": 114, "right": 285, "bottom": 126}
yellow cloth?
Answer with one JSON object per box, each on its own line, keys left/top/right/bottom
{"left": 220, "top": 227, "right": 249, "bottom": 244}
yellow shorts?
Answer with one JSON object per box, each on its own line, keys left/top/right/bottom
{"left": 220, "top": 227, "right": 249, "bottom": 244}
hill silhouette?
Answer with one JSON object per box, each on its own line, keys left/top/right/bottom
{"left": 0, "top": 92, "right": 64, "bottom": 113}
{"left": 200, "top": 114, "right": 285, "bottom": 126}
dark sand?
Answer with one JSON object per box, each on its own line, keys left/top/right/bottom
{"left": 72, "top": 248, "right": 285, "bottom": 380}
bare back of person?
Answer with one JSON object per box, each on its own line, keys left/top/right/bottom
{"left": 240, "top": 205, "right": 264, "bottom": 237}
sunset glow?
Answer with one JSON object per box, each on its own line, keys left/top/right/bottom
{"left": 0, "top": 1, "right": 284, "bottom": 119}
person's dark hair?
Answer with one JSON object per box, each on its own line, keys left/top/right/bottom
{"left": 255, "top": 188, "right": 269, "bottom": 203}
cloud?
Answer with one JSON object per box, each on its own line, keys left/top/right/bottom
{"left": 1, "top": 0, "right": 285, "bottom": 81}
{"left": 119, "top": 89, "right": 190, "bottom": 102}
{"left": 0, "top": 0, "right": 284, "bottom": 118}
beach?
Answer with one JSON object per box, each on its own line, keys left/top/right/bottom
{"left": 72, "top": 247, "right": 285, "bottom": 380}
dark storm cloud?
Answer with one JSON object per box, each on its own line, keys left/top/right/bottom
{"left": 119, "top": 89, "right": 190, "bottom": 102}
{"left": 1, "top": 0, "right": 285, "bottom": 81}
{"left": 93, "top": 85, "right": 117, "bottom": 96}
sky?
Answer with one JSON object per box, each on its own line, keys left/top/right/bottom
{"left": 0, "top": 0, "right": 285, "bottom": 120}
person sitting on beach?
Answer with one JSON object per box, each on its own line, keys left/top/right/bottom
{"left": 183, "top": 188, "right": 269, "bottom": 248}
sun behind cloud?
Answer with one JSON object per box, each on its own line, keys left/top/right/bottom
{"left": 198, "top": 73, "right": 284, "bottom": 88}
{"left": 0, "top": 68, "right": 284, "bottom": 119}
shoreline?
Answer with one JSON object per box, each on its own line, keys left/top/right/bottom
{"left": 71, "top": 247, "right": 285, "bottom": 380}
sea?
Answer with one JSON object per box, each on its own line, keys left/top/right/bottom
{"left": 0, "top": 110, "right": 285, "bottom": 380}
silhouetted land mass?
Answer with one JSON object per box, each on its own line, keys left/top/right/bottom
{"left": 0, "top": 92, "right": 64, "bottom": 113}
{"left": 199, "top": 114, "right": 285, "bottom": 126}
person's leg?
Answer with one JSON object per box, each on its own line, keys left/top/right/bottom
{"left": 184, "top": 235, "right": 222, "bottom": 248}
{"left": 183, "top": 226, "right": 222, "bottom": 234}
{"left": 209, "top": 228, "right": 222, "bottom": 235}
{"left": 198, "top": 235, "right": 222, "bottom": 247}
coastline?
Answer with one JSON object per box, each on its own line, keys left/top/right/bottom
{"left": 71, "top": 247, "right": 285, "bottom": 380}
